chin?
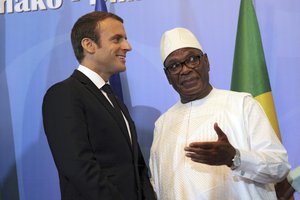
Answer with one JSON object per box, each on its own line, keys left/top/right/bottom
{"left": 182, "top": 85, "right": 200, "bottom": 93}
{"left": 120, "top": 66, "right": 126, "bottom": 72}
{"left": 116, "top": 64, "right": 126, "bottom": 72}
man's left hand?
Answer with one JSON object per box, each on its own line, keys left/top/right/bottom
{"left": 184, "top": 123, "right": 236, "bottom": 167}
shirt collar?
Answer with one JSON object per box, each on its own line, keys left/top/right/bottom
{"left": 77, "top": 65, "right": 107, "bottom": 89}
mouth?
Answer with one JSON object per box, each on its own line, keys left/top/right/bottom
{"left": 117, "top": 55, "right": 126, "bottom": 63}
{"left": 180, "top": 77, "right": 199, "bottom": 87}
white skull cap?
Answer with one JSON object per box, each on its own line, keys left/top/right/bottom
{"left": 160, "top": 27, "right": 203, "bottom": 63}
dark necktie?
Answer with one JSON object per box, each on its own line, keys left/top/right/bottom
{"left": 102, "top": 84, "right": 123, "bottom": 114}
{"left": 102, "top": 84, "right": 131, "bottom": 141}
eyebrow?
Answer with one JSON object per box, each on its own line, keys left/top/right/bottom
{"left": 109, "top": 34, "right": 127, "bottom": 41}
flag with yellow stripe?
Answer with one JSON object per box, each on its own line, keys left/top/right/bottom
{"left": 230, "top": 0, "right": 281, "bottom": 141}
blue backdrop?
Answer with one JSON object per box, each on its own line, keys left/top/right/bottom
{"left": 1, "top": 0, "right": 299, "bottom": 199}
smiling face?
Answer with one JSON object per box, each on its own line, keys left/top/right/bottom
{"left": 86, "top": 17, "right": 132, "bottom": 81}
{"left": 164, "top": 47, "right": 212, "bottom": 103}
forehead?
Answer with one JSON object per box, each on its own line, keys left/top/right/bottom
{"left": 97, "top": 18, "right": 126, "bottom": 37}
{"left": 165, "top": 47, "right": 202, "bottom": 64}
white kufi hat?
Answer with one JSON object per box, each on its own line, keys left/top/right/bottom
{"left": 160, "top": 27, "right": 203, "bottom": 63}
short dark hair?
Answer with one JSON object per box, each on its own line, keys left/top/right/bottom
{"left": 71, "top": 11, "right": 123, "bottom": 63}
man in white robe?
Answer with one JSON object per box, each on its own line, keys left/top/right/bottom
{"left": 149, "top": 27, "right": 290, "bottom": 200}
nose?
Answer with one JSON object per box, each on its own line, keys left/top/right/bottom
{"left": 122, "top": 40, "right": 132, "bottom": 52}
{"left": 180, "top": 63, "right": 191, "bottom": 74}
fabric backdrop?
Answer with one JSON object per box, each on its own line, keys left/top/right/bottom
{"left": 0, "top": 0, "right": 299, "bottom": 199}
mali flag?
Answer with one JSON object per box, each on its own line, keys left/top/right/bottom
{"left": 230, "top": 0, "right": 281, "bottom": 141}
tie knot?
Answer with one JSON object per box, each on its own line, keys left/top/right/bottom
{"left": 102, "top": 84, "right": 114, "bottom": 95}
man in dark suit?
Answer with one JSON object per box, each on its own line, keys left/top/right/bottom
{"left": 42, "top": 11, "right": 156, "bottom": 200}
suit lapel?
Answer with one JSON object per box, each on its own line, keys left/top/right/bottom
{"left": 71, "top": 70, "right": 132, "bottom": 148}
{"left": 116, "top": 97, "right": 139, "bottom": 168}
{"left": 116, "top": 97, "right": 141, "bottom": 189}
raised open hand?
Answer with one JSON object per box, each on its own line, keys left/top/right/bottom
{"left": 184, "top": 123, "right": 236, "bottom": 167}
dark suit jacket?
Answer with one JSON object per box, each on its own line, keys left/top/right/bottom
{"left": 42, "top": 70, "right": 156, "bottom": 200}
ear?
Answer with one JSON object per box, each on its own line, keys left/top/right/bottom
{"left": 81, "top": 38, "right": 96, "bottom": 54}
{"left": 164, "top": 68, "right": 172, "bottom": 85}
{"left": 203, "top": 53, "right": 210, "bottom": 71}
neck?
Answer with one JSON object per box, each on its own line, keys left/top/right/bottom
{"left": 180, "top": 85, "right": 213, "bottom": 104}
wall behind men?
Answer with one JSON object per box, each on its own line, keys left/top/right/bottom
{"left": 0, "top": 0, "right": 299, "bottom": 199}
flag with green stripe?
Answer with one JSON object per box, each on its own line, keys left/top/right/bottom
{"left": 231, "top": 0, "right": 281, "bottom": 140}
